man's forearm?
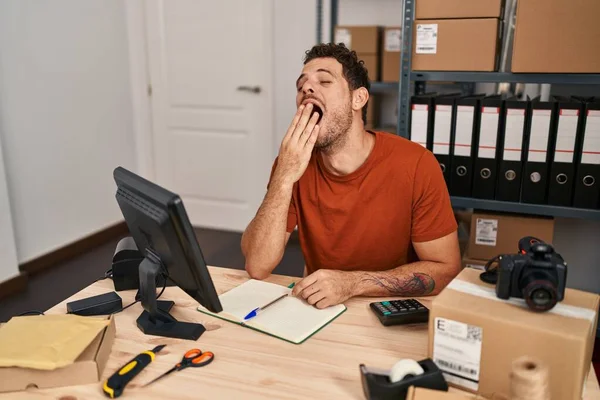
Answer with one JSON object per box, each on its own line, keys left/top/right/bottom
{"left": 350, "top": 261, "right": 460, "bottom": 297}
{"left": 241, "top": 179, "right": 293, "bottom": 278}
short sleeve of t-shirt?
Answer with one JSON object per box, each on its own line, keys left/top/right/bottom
{"left": 410, "top": 151, "right": 457, "bottom": 243}
{"left": 267, "top": 158, "right": 297, "bottom": 233}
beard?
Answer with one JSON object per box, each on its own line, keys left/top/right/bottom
{"left": 315, "top": 100, "right": 353, "bottom": 153}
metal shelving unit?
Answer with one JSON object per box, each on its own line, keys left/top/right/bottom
{"left": 370, "top": 81, "right": 399, "bottom": 93}
{"left": 451, "top": 197, "right": 600, "bottom": 220}
{"left": 396, "top": 0, "right": 600, "bottom": 138}
{"left": 324, "top": 0, "right": 600, "bottom": 220}
{"left": 411, "top": 72, "right": 600, "bottom": 85}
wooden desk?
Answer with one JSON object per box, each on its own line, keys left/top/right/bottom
{"left": 3, "top": 266, "right": 599, "bottom": 399}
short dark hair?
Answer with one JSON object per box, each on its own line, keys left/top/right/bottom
{"left": 303, "top": 43, "right": 371, "bottom": 124}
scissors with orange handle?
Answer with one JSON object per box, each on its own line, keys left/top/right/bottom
{"left": 143, "top": 348, "right": 215, "bottom": 387}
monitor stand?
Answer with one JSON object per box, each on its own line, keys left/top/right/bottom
{"left": 136, "top": 256, "right": 206, "bottom": 340}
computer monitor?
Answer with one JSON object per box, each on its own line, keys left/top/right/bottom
{"left": 113, "top": 166, "right": 222, "bottom": 340}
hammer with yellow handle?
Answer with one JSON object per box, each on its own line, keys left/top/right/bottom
{"left": 103, "top": 344, "right": 166, "bottom": 398}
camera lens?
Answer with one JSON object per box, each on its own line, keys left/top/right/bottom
{"left": 521, "top": 275, "right": 558, "bottom": 312}
{"left": 530, "top": 288, "right": 553, "bottom": 307}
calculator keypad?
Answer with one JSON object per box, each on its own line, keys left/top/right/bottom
{"left": 369, "top": 299, "right": 429, "bottom": 326}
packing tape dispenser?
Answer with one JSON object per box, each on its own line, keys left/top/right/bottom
{"left": 359, "top": 358, "right": 448, "bottom": 400}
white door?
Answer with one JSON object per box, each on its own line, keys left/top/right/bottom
{"left": 145, "top": 0, "right": 273, "bottom": 231}
{"left": 0, "top": 133, "right": 19, "bottom": 283}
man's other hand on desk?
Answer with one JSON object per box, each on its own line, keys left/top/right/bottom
{"left": 292, "top": 269, "right": 356, "bottom": 309}
{"left": 291, "top": 232, "right": 462, "bottom": 308}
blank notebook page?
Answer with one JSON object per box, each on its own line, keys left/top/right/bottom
{"left": 218, "top": 279, "right": 290, "bottom": 320}
{"left": 217, "top": 279, "right": 345, "bottom": 343}
{"left": 249, "top": 295, "right": 345, "bottom": 343}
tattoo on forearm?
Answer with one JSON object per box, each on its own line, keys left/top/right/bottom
{"left": 362, "top": 272, "right": 435, "bottom": 296}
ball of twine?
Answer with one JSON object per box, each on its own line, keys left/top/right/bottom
{"left": 510, "top": 356, "right": 551, "bottom": 400}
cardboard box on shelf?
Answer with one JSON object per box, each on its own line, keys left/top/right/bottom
{"left": 511, "top": 0, "right": 600, "bottom": 73}
{"left": 466, "top": 212, "right": 554, "bottom": 262}
{"left": 0, "top": 315, "right": 116, "bottom": 393}
{"left": 428, "top": 268, "right": 599, "bottom": 399}
{"left": 455, "top": 209, "right": 472, "bottom": 258}
{"left": 365, "top": 96, "right": 377, "bottom": 129}
{"left": 360, "top": 54, "right": 379, "bottom": 82}
{"left": 416, "top": 0, "right": 505, "bottom": 19}
{"left": 334, "top": 26, "right": 380, "bottom": 53}
{"left": 455, "top": 210, "right": 472, "bottom": 236}
{"left": 334, "top": 26, "right": 381, "bottom": 81}
{"left": 412, "top": 18, "right": 502, "bottom": 72}
{"left": 382, "top": 27, "right": 401, "bottom": 82}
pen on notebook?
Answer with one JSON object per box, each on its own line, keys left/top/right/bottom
{"left": 243, "top": 294, "right": 288, "bottom": 321}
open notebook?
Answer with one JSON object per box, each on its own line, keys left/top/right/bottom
{"left": 197, "top": 279, "right": 346, "bottom": 344}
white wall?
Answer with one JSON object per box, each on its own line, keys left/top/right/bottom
{"left": 0, "top": 0, "right": 136, "bottom": 263}
{"left": 337, "top": 0, "right": 403, "bottom": 26}
{"left": 0, "top": 137, "right": 19, "bottom": 282}
{"left": 273, "top": 1, "right": 318, "bottom": 156}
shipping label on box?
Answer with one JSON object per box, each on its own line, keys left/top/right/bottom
{"left": 433, "top": 318, "right": 483, "bottom": 391}
{"left": 385, "top": 29, "right": 401, "bottom": 52}
{"left": 416, "top": 24, "right": 438, "bottom": 54}
{"left": 335, "top": 28, "right": 351, "bottom": 48}
{"left": 475, "top": 218, "right": 498, "bottom": 246}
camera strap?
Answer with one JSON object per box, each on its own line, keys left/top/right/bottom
{"left": 479, "top": 255, "right": 501, "bottom": 284}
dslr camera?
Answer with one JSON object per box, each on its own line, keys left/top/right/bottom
{"left": 494, "top": 237, "right": 567, "bottom": 312}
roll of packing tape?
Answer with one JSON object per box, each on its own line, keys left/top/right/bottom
{"left": 389, "top": 359, "right": 425, "bottom": 383}
{"left": 510, "top": 356, "right": 550, "bottom": 400}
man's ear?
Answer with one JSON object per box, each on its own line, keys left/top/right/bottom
{"left": 352, "top": 87, "right": 369, "bottom": 112}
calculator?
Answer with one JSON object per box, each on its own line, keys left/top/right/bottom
{"left": 369, "top": 299, "right": 429, "bottom": 326}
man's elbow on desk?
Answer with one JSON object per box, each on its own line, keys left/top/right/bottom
{"left": 241, "top": 239, "right": 282, "bottom": 280}
{"left": 245, "top": 266, "right": 271, "bottom": 280}
{"left": 244, "top": 256, "right": 278, "bottom": 280}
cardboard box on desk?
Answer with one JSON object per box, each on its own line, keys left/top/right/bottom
{"left": 407, "top": 386, "right": 474, "bottom": 399}
{"left": 0, "top": 315, "right": 116, "bottom": 393}
{"left": 412, "top": 18, "right": 502, "bottom": 72}
{"left": 512, "top": 0, "right": 600, "bottom": 73}
{"left": 466, "top": 212, "right": 554, "bottom": 261}
{"left": 428, "top": 268, "right": 599, "bottom": 400}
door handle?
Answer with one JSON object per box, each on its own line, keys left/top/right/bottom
{"left": 236, "top": 85, "right": 261, "bottom": 94}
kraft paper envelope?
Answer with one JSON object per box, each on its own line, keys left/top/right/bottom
{"left": 0, "top": 314, "right": 110, "bottom": 370}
